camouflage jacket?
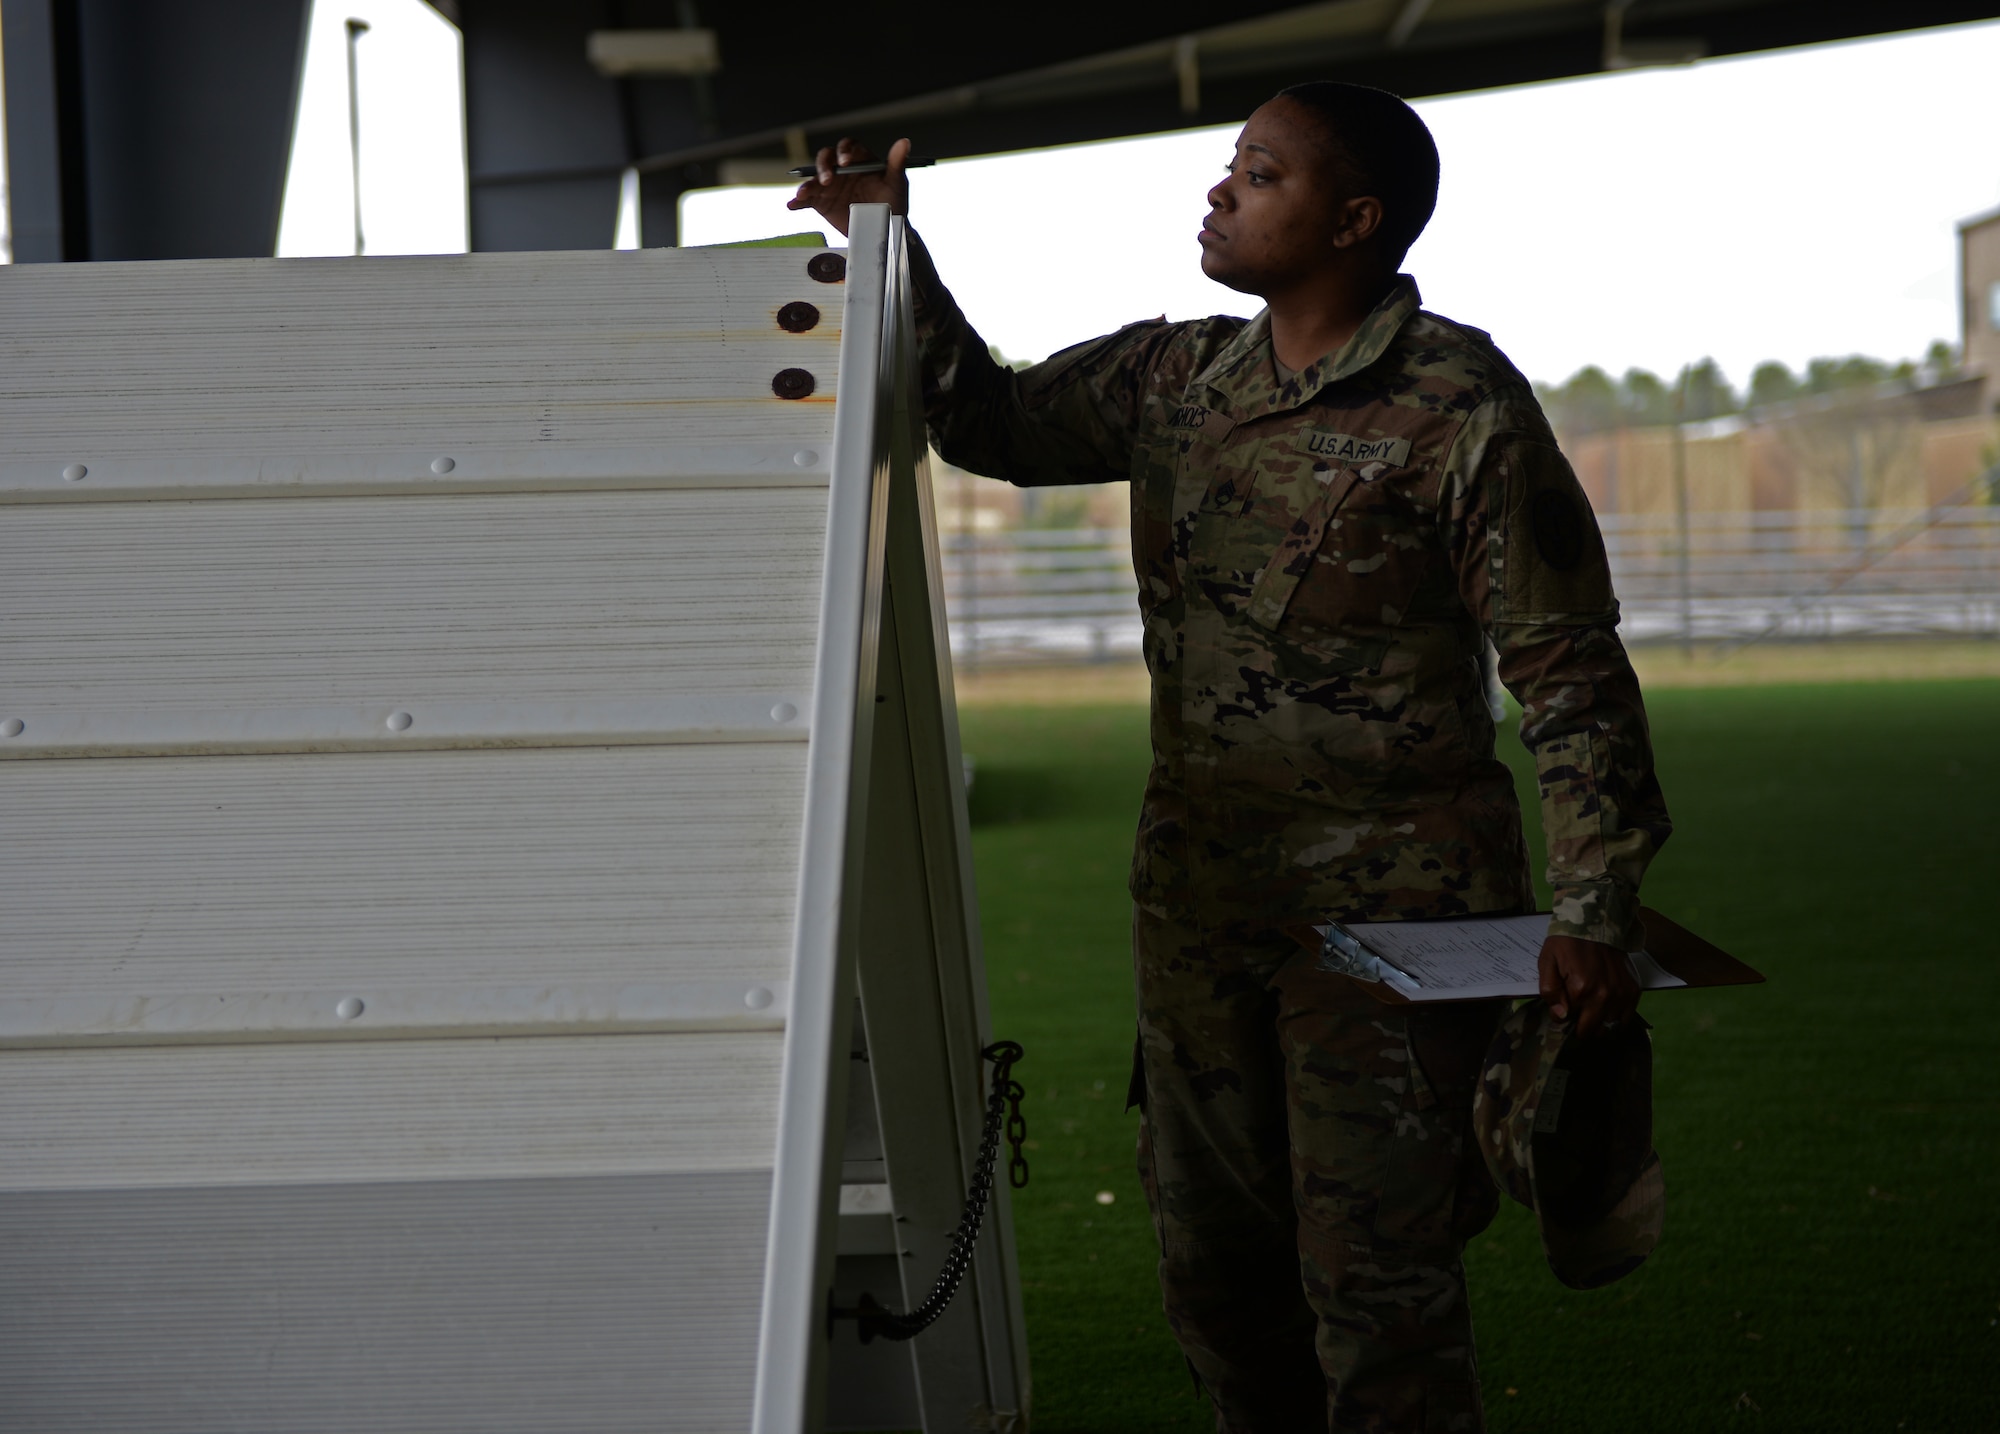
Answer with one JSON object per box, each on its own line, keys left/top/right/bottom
{"left": 908, "top": 234, "right": 1670, "bottom": 951}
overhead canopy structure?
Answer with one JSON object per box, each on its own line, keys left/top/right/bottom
{"left": 4, "top": 0, "right": 1998, "bottom": 259}
{"left": 0, "top": 206, "right": 1026, "bottom": 1432}
{"left": 459, "top": 0, "right": 2000, "bottom": 249}
{"left": 0, "top": 0, "right": 309, "bottom": 261}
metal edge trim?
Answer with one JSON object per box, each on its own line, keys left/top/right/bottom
{"left": 752, "top": 204, "right": 893, "bottom": 1434}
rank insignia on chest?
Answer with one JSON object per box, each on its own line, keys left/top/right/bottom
{"left": 1300, "top": 429, "right": 1412, "bottom": 468}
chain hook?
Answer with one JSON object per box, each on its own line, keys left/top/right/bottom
{"left": 829, "top": 1040, "right": 1027, "bottom": 1343}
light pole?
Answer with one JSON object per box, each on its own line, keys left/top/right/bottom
{"left": 345, "top": 19, "right": 370, "bottom": 256}
{"left": 1672, "top": 365, "right": 1694, "bottom": 658}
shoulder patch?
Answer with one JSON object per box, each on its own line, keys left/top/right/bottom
{"left": 1300, "top": 429, "right": 1412, "bottom": 468}
{"left": 1531, "top": 488, "right": 1585, "bottom": 571}
{"left": 1497, "top": 440, "right": 1616, "bottom": 622}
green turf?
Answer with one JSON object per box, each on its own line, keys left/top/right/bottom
{"left": 959, "top": 679, "right": 2000, "bottom": 1432}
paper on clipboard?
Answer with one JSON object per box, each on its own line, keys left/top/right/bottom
{"left": 1316, "top": 912, "right": 1687, "bottom": 1002}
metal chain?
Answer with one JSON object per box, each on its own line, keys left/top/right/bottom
{"left": 833, "top": 1040, "right": 1026, "bottom": 1345}
{"left": 1003, "top": 1054, "right": 1029, "bottom": 1191}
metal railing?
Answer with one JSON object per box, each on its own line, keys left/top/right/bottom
{"left": 1601, "top": 506, "right": 2000, "bottom": 645}
{"left": 940, "top": 507, "right": 2000, "bottom": 665}
{"left": 944, "top": 528, "right": 1139, "bottom": 669}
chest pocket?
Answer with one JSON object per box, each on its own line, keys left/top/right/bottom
{"left": 1247, "top": 461, "right": 1436, "bottom": 649}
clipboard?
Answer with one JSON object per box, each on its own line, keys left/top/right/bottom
{"left": 1282, "top": 907, "right": 1763, "bottom": 1005}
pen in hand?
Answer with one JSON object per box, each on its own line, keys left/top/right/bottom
{"left": 786, "top": 157, "right": 936, "bottom": 178}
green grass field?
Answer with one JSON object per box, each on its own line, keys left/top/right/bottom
{"left": 960, "top": 675, "right": 2000, "bottom": 1432}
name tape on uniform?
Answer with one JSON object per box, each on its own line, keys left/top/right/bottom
{"left": 1168, "top": 403, "right": 1237, "bottom": 439}
{"left": 1301, "top": 430, "right": 1411, "bottom": 467}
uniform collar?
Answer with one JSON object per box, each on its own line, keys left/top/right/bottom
{"left": 1192, "top": 274, "right": 1422, "bottom": 419}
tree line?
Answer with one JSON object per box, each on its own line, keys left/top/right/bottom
{"left": 1536, "top": 340, "right": 1962, "bottom": 433}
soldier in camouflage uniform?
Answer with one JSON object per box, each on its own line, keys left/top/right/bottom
{"left": 794, "top": 82, "right": 1670, "bottom": 1433}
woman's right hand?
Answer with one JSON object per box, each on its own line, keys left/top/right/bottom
{"left": 786, "top": 136, "right": 912, "bottom": 237}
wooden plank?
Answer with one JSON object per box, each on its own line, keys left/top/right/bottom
{"left": 0, "top": 489, "right": 824, "bottom": 737}
{"left": 0, "top": 1171, "right": 769, "bottom": 1433}
{"left": 1, "top": 745, "right": 804, "bottom": 1000}
{"left": 0, "top": 247, "right": 846, "bottom": 480}
{"left": 0, "top": 1033, "right": 782, "bottom": 1190}
{"left": 0, "top": 978, "right": 791, "bottom": 1048}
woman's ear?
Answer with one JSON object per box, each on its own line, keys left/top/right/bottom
{"left": 1329, "top": 195, "right": 1386, "bottom": 252}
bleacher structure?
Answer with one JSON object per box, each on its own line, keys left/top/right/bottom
{"left": 0, "top": 206, "right": 1027, "bottom": 1433}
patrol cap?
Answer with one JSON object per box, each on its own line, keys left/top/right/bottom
{"left": 1472, "top": 1000, "right": 1663, "bottom": 1291}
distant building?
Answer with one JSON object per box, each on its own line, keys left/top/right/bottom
{"left": 1961, "top": 205, "right": 2000, "bottom": 411}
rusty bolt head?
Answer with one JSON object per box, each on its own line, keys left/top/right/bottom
{"left": 807, "top": 253, "right": 846, "bottom": 284}
{"left": 771, "top": 368, "right": 816, "bottom": 400}
{"left": 776, "top": 301, "right": 821, "bottom": 333}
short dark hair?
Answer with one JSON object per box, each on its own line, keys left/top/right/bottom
{"left": 1275, "top": 81, "right": 1440, "bottom": 265}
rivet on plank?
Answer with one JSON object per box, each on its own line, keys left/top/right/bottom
{"left": 771, "top": 368, "right": 816, "bottom": 400}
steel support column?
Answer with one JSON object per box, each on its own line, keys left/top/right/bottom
{"left": 1, "top": 0, "right": 309, "bottom": 262}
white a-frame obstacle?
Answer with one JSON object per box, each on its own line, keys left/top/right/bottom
{"left": 0, "top": 206, "right": 1028, "bottom": 1433}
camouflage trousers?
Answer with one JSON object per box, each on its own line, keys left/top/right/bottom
{"left": 1131, "top": 904, "right": 1506, "bottom": 1433}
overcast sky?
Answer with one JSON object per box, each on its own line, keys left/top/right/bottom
{"left": 9, "top": 4, "right": 1994, "bottom": 390}
{"left": 274, "top": 0, "right": 468, "bottom": 258}
{"left": 682, "top": 17, "right": 2000, "bottom": 388}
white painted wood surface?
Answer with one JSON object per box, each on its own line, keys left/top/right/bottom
{"left": 0, "top": 228, "right": 1024, "bottom": 1433}
{"left": 0, "top": 488, "right": 824, "bottom": 743}
{"left": 0, "top": 979, "right": 792, "bottom": 1048}
{"left": 0, "top": 248, "right": 842, "bottom": 488}
{"left": 1, "top": 1034, "right": 784, "bottom": 1189}
{"left": 0, "top": 1172, "right": 772, "bottom": 1433}
{"left": 0, "top": 243, "right": 849, "bottom": 1431}
{"left": 3, "top": 746, "right": 803, "bottom": 998}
